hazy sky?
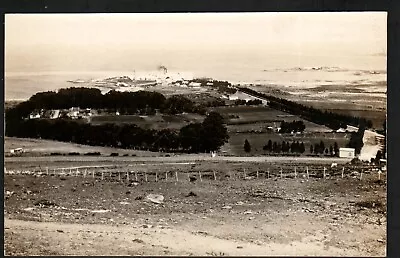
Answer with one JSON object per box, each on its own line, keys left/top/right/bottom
{"left": 5, "top": 12, "right": 387, "bottom": 72}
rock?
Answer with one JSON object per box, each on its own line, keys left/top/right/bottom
{"left": 146, "top": 194, "right": 164, "bottom": 204}
{"left": 143, "top": 224, "right": 153, "bottom": 229}
{"left": 186, "top": 192, "right": 197, "bottom": 197}
{"left": 244, "top": 210, "right": 253, "bottom": 215}
{"left": 56, "top": 229, "right": 64, "bottom": 233}
{"left": 222, "top": 206, "right": 232, "bottom": 209}
{"left": 377, "top": 239, "right": 385, "bottom": 243}
{"left": 237, "top": 246, "right": 243, "bottom": 249}
{"left": 236, "top": 201, "right": 244, "bottom": 206}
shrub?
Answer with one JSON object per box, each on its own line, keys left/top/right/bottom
{"left": 68, "top": 152, "right": 80, "bottom": 156}
{"left": 84, "top": 152, "right": 101, "bottom": 156}
{"left": 110, "top": 152, "right": 119, "bottom": 157}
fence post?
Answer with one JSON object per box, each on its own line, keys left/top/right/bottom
{"left": 84, "top": 169, "right": 87, "bottom": 178}
{"left": 46, "top": 167, "right": 49, "bottom": 175}
{"left": 69, "top": 168, "right": 72, "bottom": 176}
{"left": 294, "top": 167, "right": 297, "bottom": 179}
{"left": 127, "top": 171, "right": 130, "bottom": 182}
{"left": 175, "top": 171, "right": 179, "bottom": 182}
{"left": 199, "top": 171, "right": 202, "bottom": 182}
{"left": 267, "top": 169, "right": 270, "bottom": 179}
{"left": 280, "top": 168, "right": 283, "bottom": 179}
{"left": 256, "top": 170, "right": 259, "bottom": 179}
{"left": 165, "top": 172, "right": 168, "bottom": 182}
{"left": 306, "top": 166, "right": 309, "bottom": 179}
{"left": 342, "top": 167, "right": 344, "bottom": 179}
{"left": 92, "top": 170, "right": 95, "bottom": 178}
{"left": 145, "top": 172, "right": 148, "bottom": 182}
{"left": 101, "top": 171, "right": 104, "bottom": 181}
{"left": 213, "top": 170, "right": 217, "bottom": 181}
{"left": 360, "top": 170, "right": 363, "bottom": 180}
{"left": 135, "top": 171, "right": 138, "bottom": 181}
{"left": 323, "top": 167, "right": 326, "bottom": 179}
{"left": 156, "top": 172, "right": 158, "bottom": 182}
{"left": 378, "top": 170, "right": 382, "bottom": 181}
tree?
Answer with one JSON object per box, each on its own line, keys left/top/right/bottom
{"left": 314, "top": 143, "right": 320, "bottom": 154}
{"left": 310, "top": 144, "right": 314, "bottom": 154}
{"left": 244, "top": 139, "right": 251, "bottom": 153}
{"left": 329, "top": 145, "right": 333, "bottom": 156}
{"left": 272, "top": 141, "right": 277, "bottom": 152}
{"left": 375, "top": 150, "right": 382, "bottom": 165}
{"left": 334, "top": 142, "right": 339, "bottom": 157}
{"left": 325, "top": 148, "right": 329, "bottom": 155}
{"left": 347, "top": 124, "right": 365, "bottom": 155}
{"left": 299, "top": 142, "right": 305, "bottom": 154}
{"left": 201, "top": 112, "right": 229, "bottom": 152}
{"left": 267, "top": 140, "right": 272, "bottom": 151}
{"left": 319, "top": 140, "right": 325, "bottom": 154}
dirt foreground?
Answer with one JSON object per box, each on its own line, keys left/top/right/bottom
{"left": 4, "top": 161, "right": 386, "bottom": 256}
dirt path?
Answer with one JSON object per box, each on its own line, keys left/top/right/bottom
{"left": 4, "top": 218, "right": 362, "bottom": 256}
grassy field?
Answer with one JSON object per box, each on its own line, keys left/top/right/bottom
{"left": 4, "top": 137, "right": 166, "bottom": 157}
{"left": 223, "top": 132, "right": 350, "bottom": 156}
{"left": 89, "top": 113, "right": 205, "bottom": 130}
{"left": 210, "top": 106, "right": 331, "bottom": 133}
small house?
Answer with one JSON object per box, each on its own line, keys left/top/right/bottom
{"left": 339, "top": 148, "right": 355, "bottom": 158}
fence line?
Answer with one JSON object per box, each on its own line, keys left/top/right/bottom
{"left": 4, "top": 164, "right": 384, "bottom": 183}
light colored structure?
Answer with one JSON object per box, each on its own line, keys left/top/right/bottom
{"left": 339, "top": 148, "right": 355, "bottom": 158}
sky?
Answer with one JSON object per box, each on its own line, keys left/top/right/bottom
{"left": 5, "top": 12, "right": 387, "bottom": 72}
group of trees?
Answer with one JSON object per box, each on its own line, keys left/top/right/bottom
{"left": 279, "top": 120, "right": 306, "bottom": 133}
{"left": 6, "top": 100, "right": 229, "bottom": 153}
{"left": 310, "top": 141, "right": 340, "bottom": 156}
{"left": 237, "top": 87, "right": 373, "bottom": 130}
{"left": 5, "top": 87, "right": 209, "bottom": 121}
{"left": 262, "top": 140, "right": 306, "bottom": 154}
{"left": 234, "top": 99, "right": 263, "bottom": 106}
{"left": 243, "top": 138, "right": 341, "bottom": 156}
{"left": 346, "top": 122, "right": 366, "bottom": 154}
{"left": 191, "top": 79, "right": 236, "bottom": 94}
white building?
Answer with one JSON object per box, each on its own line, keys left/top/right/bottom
{"left": 339, "top": 148, "right": 355, "bottom": 158}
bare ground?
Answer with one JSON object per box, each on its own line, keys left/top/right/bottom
{"left": 4, "top": 163, "right": 386, "bottom": 256}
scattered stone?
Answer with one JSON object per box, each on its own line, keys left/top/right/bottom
{"left": 222, "top": 206, "right": 232, "bottom": 209}
{"left": 186, "top": 191, "right": 197, "bottom": 197}
{"left": 132, "top": 238, "right": 145, "bottom": 244}
{"left": 244, "top": 210, "right": 253, "bottom": 215}
{"left": 237, "top": 246, "right": 243, "bottom": 249}
{"left": 146, "top": 194, "right": 164, "bottom": 204}
{"left": 56, "top": 229, "right": 64, "bottom": 233}
{"left": 91, "top": 210, "right": 111, "bottom": 213}
{"left": 34, "top": 199, "right": 57, "bottom": 208}
{"left": 142, "top": 224, "right": 153, "bottom": 229}
{"left": 377, "top": 239, "right": 385, "bottom": 243}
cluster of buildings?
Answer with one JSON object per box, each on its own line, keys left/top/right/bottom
{"left": 28, "top": 107, "right": 93, "bottom": 120}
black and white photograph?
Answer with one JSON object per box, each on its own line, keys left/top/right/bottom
{"left": 4, "top": 12, "right": 387, "bottom": 256}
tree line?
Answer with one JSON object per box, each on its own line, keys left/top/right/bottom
{"left": 244, "top": 139, "right": 340, "bottom": 156}
{"left": 5, "top": 87, "right": 210, "bottom": 121}
{"left": 5, "top": 111, "right": 229, "bottom": 153}
{"left": 279, "top": 120, "right": 306, "bottom": 133}
{"left": 237, "top": 87, "right": 373, "bottom": 130}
